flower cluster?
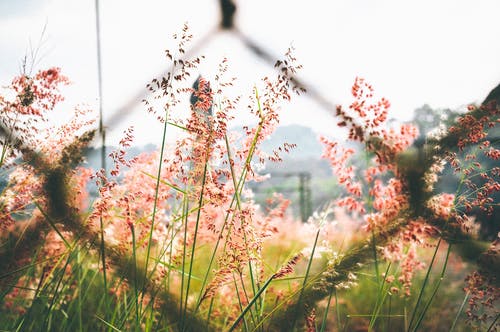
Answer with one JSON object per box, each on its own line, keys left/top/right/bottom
{"left": 320, "top": 77, "right": 443, "bottom": 296}
{"left": 321, "top": 78, "right": 417, "bottom": 229}
{"left": 0, "top": 67, "right": 70, "bottom": 163}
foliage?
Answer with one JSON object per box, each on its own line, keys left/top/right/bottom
{"left": 0, "top": 26, "right": 499, "bottom": 331}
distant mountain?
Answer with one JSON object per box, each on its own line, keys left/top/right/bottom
{"left": 83, "top": 124, "right": 326, "bottom": 170}
{"left": 82, "top": 143, "right": 157, "bottom": 170}
{"left": 259, "top": 124, "right": 324, "bottom": 160}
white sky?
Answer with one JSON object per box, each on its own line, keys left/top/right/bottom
{"left": 1, "top": 0, "right": 499, "bottom": 146}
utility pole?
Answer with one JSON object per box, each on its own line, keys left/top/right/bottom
{"left": 298, "top": 172, "right": 312, "bottom": 222}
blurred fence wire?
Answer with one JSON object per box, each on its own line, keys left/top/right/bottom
{"left": 96, "top": 0, "right": 340, "bottom": 160}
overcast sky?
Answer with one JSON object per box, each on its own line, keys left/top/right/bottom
{"left": 1, "top": 0, "right": 499, "bottom": 146}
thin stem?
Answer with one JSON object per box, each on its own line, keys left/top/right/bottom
{"left": 232, "top": 273, "right": 250, "bottom": 332}
{"left": 99, "top": 215, "right": 108, "bottom": 315}
{"left": 369, "top": 263, "right": 392, "bottom": 330}
{"left": 449, "top": 290, "right": 469, "bottom": 332}
{"left": 320, "top": 290, "right": 334, "bottom": 332}
{"left": 387, "top": 294, "right": 392, "bottom": 332}
{"left": 239, "top": 272, "right": 258, "bottom": 329}
{"left": 179, "top": 194, "right": 189, "bottom": 328}
{"left": 77, "top": 249, "right": 83, "bottom": 332}
{"left": 371, "top": 231, "right": 380, "bottom": 286}
{"left": 182, "top": 161, "right": 209, "bottom": 331}
{"left": 335, "top": 289, "right": 341, "bottom": 332}
{"left": 228, "top": 275, "right": 275, "bottom": 332}
{"left": 143, "top": 106, "right": 169, "bottom": 285}
{"left": 33, "top": 201, "right": 70, "bottom": 248}
{"left": 130, "top": 225, "right": 140, "bottom": 330}
{"left": 290, "top": 228, "right": 321, "bottom": 331}
{"left": 42, "top": 251, "right": 73, "bottom": 330}
{"left": 487, "top": 313, "right": 500, "bottom": 332}
{"left": 206, "top": 297, "right": 215, "bottom": 331}
{"left": 411, "top": 243, "right": 452, "bottom": 332}
{"left": 407, "top": 237, "right": 442, "bottom": 331}
{"left": 404, "top": 292, "right": 408, "bottom": 331}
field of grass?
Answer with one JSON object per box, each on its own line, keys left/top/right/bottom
{"left": 0, "top": 27, "right": 498, "bottom": 331}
